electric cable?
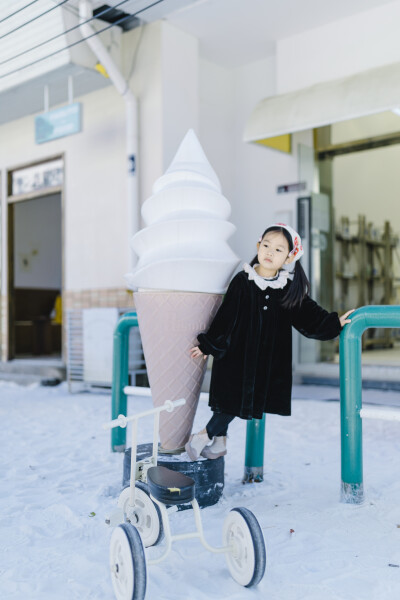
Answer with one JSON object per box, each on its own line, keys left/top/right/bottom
{"left": 0, "top": 1, "right": 70, "bottom": 40}
{"left": 0, "top": 0, "right": 41, "bottom": 25}
{"left": 0, "top": 0, "right": 135, "bottom": 68}
{"left": 127, "top": 21, "right": 145, "bottom": 82}
{"left": 0, "top": 0, "right": 165, "bottom": 80}
{"left": 49, "top": 0, "right": 79, "bottom": 18}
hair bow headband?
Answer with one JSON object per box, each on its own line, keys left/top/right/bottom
{"left": 260, "top": 223, "right": 304, "bottom": 262}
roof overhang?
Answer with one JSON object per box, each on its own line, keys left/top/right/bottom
{"left": 243, "top": 61, "right": 400, "bottom": 143}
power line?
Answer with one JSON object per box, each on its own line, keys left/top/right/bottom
{"left": 0, "top": 0, "right": 165, "bottom": 80}
{"left": 0, "top": 0, "right": 41, "bottom": 25}
{"left": 127, "top": 21, "right": 146, "bottom": 82}
{"left": 49, "top": 0, "right": 79, "bottom": 18}
{"left": 0, "top": 0, "right": 134, "bottom": 68}
{"left": 0, "top": 0, "right": 70, "bottom": 40}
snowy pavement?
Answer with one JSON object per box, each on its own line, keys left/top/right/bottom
{"left": 0, "top": 381, "right": 399, "bottom": 600}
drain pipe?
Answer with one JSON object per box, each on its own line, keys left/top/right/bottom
{"left": 79, "top": 0, "right": 139, "bottom": 268}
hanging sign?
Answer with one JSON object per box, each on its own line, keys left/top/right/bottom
{"left": 35, "top": 102, "right": 82, "bottom": 144}
{"left": 11, "top": 159, "right": 63, "bottom": 196}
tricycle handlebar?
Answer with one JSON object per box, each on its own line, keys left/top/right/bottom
{"left": 103, "top": 398, "right": 186, "bottom": 430}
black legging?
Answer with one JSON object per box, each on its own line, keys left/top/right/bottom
{"left": 206, "top": 412, "right": 235, "bottom": 438}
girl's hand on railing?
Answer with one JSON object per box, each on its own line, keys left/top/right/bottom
{"left": 340, "top": 309, "right": 355, "bottom": 327}
{"left": 190, "top": 346, "right": 207, "bottom": 360}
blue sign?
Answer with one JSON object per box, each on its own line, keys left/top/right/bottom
{"left": 35, "top": 102, "right": 82, "bottom": 144}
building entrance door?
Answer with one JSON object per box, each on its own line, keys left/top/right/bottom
{"left": 7, "top": 159, "right": 63, "bottom": 359}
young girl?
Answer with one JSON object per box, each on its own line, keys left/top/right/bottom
{"left": 185, "top": 223, "right": 354, "bottom": 461}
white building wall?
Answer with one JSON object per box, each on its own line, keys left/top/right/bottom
{"left": 124, "top": 22, "right": 163, "bottom": 210}
{"left": 277, "top": 0, "right": 400, "bottom": 93}
{"left": 65, "top": 87, "right": 128, "bottom": 290}
{"left": 231, "top": 56, "right": 300, "bottom": 263}
{"left": 2, "top": 6, "right": 400, "bottom": 367}
{"left": 0, "top": 85, "right": 128, "bottom": 293}
{"left": 123, "top": 21, "right": 199, "bottom": 214}
{"left": 3, "top": 6, "right": 400, "bottom": 298}
{"left": 1, "top": 21, "right": 199, "bottom": 294}
{"left": 199, "top": 55, "right": 315, "bottom": 265}
{"left": 161, "top": 23, "right": 199, "bottom": 169}
{"left": 199, "top": 59, "right": 235, "bottom": 214}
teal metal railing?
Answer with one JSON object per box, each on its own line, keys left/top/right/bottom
{"left": 340, "top": 305, "right": 400, "bottom": 503}
{"left": 243, "top": 416, "right": 266, "bottom": 482}
{"left": 111, "top": 311, "right": 138, "bottom": 452}
{"left": 242, "top": 305, "right": 400, "bottom": 496}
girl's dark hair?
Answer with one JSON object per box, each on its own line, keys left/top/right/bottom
{"left": 250, "top": 226, "right": 310, "bottom": 309}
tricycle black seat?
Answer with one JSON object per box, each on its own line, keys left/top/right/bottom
{"left": 147, "top": 466, "right": 195, "bottom": 505}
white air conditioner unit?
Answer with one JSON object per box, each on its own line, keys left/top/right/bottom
{"left": 0, "top": 4, "right": 121, "bottom": 91}
{"left": 0, "top": 3, "right": 121, "bottom": 124}
{"left": 82, "top": 307, "right": 119, "bottom": 385}
{"left": 66, "top": 307, "right": 147, "bottom": 392}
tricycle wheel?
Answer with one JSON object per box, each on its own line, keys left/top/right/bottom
{"left": 109, "top": 523, "right": 146, "bottom": 600}
{"left": 118, "top": 482, "right": 163, "bottom": 547}
{"left": 223, "top": 507, "right": 266, "bottom": 587}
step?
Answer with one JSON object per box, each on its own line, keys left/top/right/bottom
{"left": 0, "top": 359, "right": 66, "bottom": 385}
{"left": 0, "top": 372, "right": 54, "bottom": 386}
{"left": 296, "top": 362, "right": 400, "bottom": 391}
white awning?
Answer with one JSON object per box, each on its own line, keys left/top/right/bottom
{"left": 243, "top": 62, "right": 400, "bottom": 143}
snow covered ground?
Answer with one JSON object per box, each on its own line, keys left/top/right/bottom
{"left": 0, "top": 381, "right": 399, "bottom": 600}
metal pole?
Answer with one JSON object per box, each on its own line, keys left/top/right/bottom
{"left": 111, "top": 312, "right": 138, "bottom": 452}
{"left": 340, "top": 333, "right": 364, "bottom": 503}
{"left": 243, "top": 415, "right": 265, "bottom": 483}
{"left": 129, "top": 418, "right": 138, "bottom": 507}
{"left": 339, "top": 305, "right": 400, "bottom": 503}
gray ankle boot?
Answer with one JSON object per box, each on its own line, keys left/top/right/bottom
{"left": 200, "top": 436, "right": 227, "bottom": 459}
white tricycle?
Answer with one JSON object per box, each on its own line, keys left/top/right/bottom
{"left": 104, "top": 398, "right": 266, "bottom": 600}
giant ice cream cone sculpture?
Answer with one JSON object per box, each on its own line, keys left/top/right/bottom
{"left": 127, "top": 130, "right": 239, "bottom": 451}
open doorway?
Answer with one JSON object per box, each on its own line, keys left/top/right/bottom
{"left": 8, "top": 190, "right": 62, "bottom": 359}
{"left": 316, "top": 113, "right": 400, "bottom": 367}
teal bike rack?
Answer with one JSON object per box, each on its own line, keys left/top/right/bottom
{"left": 340, "top": 305, "right": 400, "bottom": 503}
{"left": 243, "top": 416, "right": 266, "bottom": 482}
{"left": 112, "top": 310, "right": 268, "bottom": 473}
{"left": 111, "top": 311, "right": 138, "bottom": 452}
{"left": 242, "top": 305, "right": 400, "bottom": 495}
{"left": 112, "top": 305, "right": 400, "bottom": 491}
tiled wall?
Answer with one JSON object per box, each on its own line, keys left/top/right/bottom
{"left": 62, "top": 287, "right": 135, "bottom": 361}
{"left": 63, "top": 287, "right": 134, "bottom": 311}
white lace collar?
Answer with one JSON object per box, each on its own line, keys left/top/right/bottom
{"left": 243, "top": 263, "right": 292, "bottom": 290}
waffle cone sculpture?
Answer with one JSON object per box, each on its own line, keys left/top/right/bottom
{"left": 127, "top": 129, "right": 239, "bottom": 451}
{"left": 134, "top": 291, "right": 222, "bottom": 450}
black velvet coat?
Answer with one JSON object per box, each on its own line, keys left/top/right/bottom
{"left": 197, "top": 270, "right": 342, "bottom": 419}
